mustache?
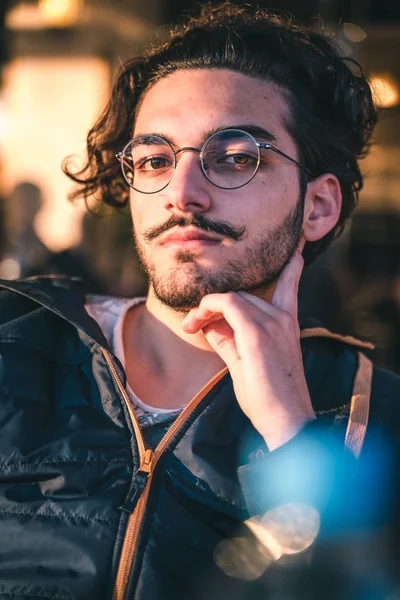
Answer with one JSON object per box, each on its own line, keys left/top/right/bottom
{"left": 143, "top": 214, "right": 247, "bottom": 243}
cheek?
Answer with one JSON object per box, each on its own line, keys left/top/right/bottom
{"left": 130, "top": 190, "right": 166, "bottom": 227}
{"left": 241, "top": 185, "right": 281, "bottom": 219}
{"left": 130, "top": 194, "right": 149, "bottom": 233}
{"left": 255, "top": 173, "right": 299, "bottom": 216}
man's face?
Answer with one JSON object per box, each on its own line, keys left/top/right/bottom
{"left": 130, "top": 69, "right": 304, "bottom": 310}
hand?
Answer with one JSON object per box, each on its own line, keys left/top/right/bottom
{"left": 181, "top": 251, "right": 316, "bottom": 451}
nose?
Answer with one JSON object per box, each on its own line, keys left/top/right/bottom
{"left": 160, "top": 150, "right": 212, "bottom": 214}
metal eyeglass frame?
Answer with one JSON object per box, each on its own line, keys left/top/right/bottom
{"left": 116, "top": 127, "right": 310, "bottom": 194}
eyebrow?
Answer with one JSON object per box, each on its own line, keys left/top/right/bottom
{"left": 208, "top": 124, "right": 277, "bottom": 144}
{"left": 133, "top": 124, "right": 278, "bottom": 147}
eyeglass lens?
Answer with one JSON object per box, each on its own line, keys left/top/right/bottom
{"left": 120, "top": 130, "right": 261, "bottom": 193}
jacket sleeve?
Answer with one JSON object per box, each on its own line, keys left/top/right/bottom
{"left": 237, "top": 414, "right": 398, "bottom": 537}
{"left": 237, "top": 420, "right": 359, "bottom": 520}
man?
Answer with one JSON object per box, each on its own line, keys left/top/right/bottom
{"left": 0, "top": 3, "right": 399, "bottom": 600}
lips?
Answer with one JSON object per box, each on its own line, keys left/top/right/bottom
{"left": 160, "top": 227, "right": 222, "bottom": 245}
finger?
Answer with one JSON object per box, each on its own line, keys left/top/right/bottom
{"left": 297, "top": 234, "right": 306, "bottom": 254}
{"left": 182, "top": 293, "right": 255, "bottom": 334}
{"left": 202, "top": 321, "right": 240, "bottom": 366}
{"left": 182, "top": 310, "right": 224, "bottom": 333}
{"left": 183, "top": 303, "right": 242, "bottom": 370}
{"left": 272, "top": 250, "right": 304, "bottom": 315}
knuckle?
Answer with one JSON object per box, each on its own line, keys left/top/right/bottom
{"left": 199, "top": 292, "right": 218, "bottom": 307}
{"left": 198, "top": 295, "right": 209, "bottom": 308}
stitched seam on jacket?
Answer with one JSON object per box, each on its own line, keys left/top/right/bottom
{"left": 0, "top": 591, "right": 72, "bottom": 600}
{"left": 0, "top": 588, "right": 73, "bottom": 600}
{"left": 0, "top": 593, "right": 71, "bottom": 600}
{"left": 0, "top": 508, "right": 119, "bottom": 525}
{"left": 0, "top": 459, "right": 127, "bottom": 469}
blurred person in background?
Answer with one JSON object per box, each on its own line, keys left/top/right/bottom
{"left": 0, "top": 182, "right": 52, "bottom": 278}
{"left": 0, "top": 3, "right": 399, "bottom": 600}
{"left": 0, "top": 181, "right": 106, "bottom": 292}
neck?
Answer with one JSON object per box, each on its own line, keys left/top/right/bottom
{"left": 124, "top": 286, "right": 225, "bottom": 383}
{"left": 124, "top": 284, "right": 276, "bottom": 395}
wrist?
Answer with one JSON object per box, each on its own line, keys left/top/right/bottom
{"left": 259, "top": 411, "right": 317, "bottom": 452}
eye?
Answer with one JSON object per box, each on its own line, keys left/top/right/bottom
{"left": 228, "top": 153, "right": 252, "bottom": 165}
{"left": 148, "top": 157, "right": 166, "bottom": 170}
{"left": 220, "top": 152, "right": 258, "bottom": 166}
{"left": 136, "top": 155, "right": 173, "bottom": 171}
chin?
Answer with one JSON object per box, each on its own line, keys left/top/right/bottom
{"left": 147, "top": 253, "right": 282, "bottom": 310}
{"left": 151, "top": 278, "right": 209, "bottom": 310}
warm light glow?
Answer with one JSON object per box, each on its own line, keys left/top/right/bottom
{"left": 370, "top": 76, "right": 400, "bottom": 108}
{"left": 2, "top": 57, "right": 109, "bottom": 251}
{"left": 214, "top": 536, "right": 271, "bottom": 581}
{"left": 5, "top": 3, "right": 43, "bottom": 30}
{"left": 0, "top": 97, "right": 12, "bottom": 147}
{"left": 245, "top": 503, "right": 320, "bottom": 557}
{"left": 343, "top": 22, "right": 367, "bottom": 43}
{"left": 214, "top": 504, "right": 320, "bottom": 580}
{"left": 360, "top": 146, "right": 400, "bottom": 210}
{"left": 39, "top": 0, "right": 81, "bottom": 27}
{"left": 0, "top": 258, "right": 21, "bottom": 280}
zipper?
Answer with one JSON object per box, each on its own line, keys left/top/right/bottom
{"left": 102, "top": 348, "right": 228, "bottom": 600}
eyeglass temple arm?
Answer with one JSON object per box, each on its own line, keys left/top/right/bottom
{"left": 116, "top": 152, "right": 134, "bottom": 172}
{"left": 258, "top": 143, "right": 312, "bottom": 177}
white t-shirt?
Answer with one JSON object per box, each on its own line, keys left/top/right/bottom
{"left": 85, "top": 296, "right": 183, "bottom": 428}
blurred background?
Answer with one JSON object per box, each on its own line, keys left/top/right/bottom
{"left": 0, "top": 0, "right": 399, "bottom": 370}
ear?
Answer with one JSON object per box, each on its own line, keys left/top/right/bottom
{"left": 302, "top": 173, "right": 342, "bottom": 242}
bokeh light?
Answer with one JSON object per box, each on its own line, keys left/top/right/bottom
{"left": 214, "top": 503, "right": 320, "bottom": 580}
{"left": 370, "top": 75, "right": 400, "bottom": 108}
{"left": 214, "top": 535, "right": 272, "bottom": 581}
{"left": 39, "top": 0, "right": 82, "bottom": 28}
{"left": 343, "top": 22, "right": 368, "bottom": 43}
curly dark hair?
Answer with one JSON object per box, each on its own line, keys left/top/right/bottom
{"left": 63, "top": 2, "right": 377, "bottom": 264}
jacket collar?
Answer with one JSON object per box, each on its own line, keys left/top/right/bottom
{"left": 0, "top": 276, "right": 109, "bottom": 349}
{"left": 0, "top": 275, "right": 367, "bottom": 353}
{"left": 0, "top": 276, "right": 364, "bottom": 417}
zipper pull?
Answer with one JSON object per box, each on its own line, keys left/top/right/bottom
{"left": 119, "top": 449, "right": 154, "bottom": 514}
{"left": 139, "top": 448, "right": 154, "bottom": 475}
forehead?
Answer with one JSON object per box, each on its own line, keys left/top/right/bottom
{"left": 134, "top": 69, "right": 293, "bottom": 146}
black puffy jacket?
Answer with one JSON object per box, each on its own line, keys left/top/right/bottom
{"left": 0, "top": 276, "right": 399, "bottom": 600}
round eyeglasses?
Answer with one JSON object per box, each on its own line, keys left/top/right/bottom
{"left": 116, "top": 128, "right": 308, "bottom": 194}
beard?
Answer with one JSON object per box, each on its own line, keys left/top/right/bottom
{"left": 134, "top": 197, "right": 304, "bottom": 311}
